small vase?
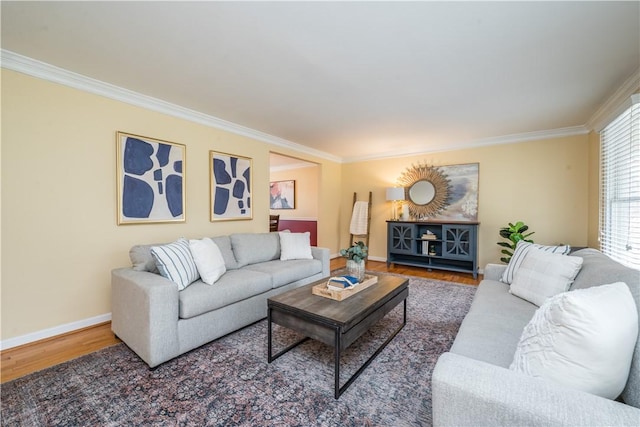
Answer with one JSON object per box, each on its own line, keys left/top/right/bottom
{"left": 346, "top": 259, "right": 366, "bottom": 283}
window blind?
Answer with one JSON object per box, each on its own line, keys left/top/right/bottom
{"left": 599, "top": 94, "right": 640, "bottom": 269}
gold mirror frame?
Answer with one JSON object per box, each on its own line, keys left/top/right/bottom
{"left": 398, "top": 163, "right": 450, "bottom": 218}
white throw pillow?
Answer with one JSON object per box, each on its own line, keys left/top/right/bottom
{"left": 279, "top": 232, "right": 313, "bottom": 260}
{"left": 151, "top": 238, "right": 200, "bottom": 290}
{"left": 189, "top": 238, "right": 226, "bottom": 285}
{"left": 509, "top": 250, "right": 583, "bottom": 306}
{"left": 501, "top": 240, "right": 571, "bottom": 284}
{"left": 510, "top": 282, "right": 638, "bottom": 400}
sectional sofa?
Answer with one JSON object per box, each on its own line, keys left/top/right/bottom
{"left": 111, "top": 232, "right": 330, "bottom": 368}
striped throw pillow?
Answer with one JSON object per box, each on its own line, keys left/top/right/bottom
{"left": 151, "top": 238, "right": 200, "bottom": 290}
{"left": 501, "top": 240, "right": 571, "bottom": 285}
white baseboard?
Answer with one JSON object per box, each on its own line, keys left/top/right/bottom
{"left": 0, "top": 313, "right": 112, "bottom": 351}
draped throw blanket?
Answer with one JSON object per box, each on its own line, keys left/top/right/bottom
{"left": 349, "top": 201, "right": 369, "bottom": 235}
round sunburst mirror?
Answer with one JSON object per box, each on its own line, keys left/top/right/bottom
{"left": 398, "top": 163, "right": 450, "bottom": 219}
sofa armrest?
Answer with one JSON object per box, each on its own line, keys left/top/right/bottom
{"left": 111, "top": 268, "right": 180, "bottom": 367}
{"left": 483, "top": 263, "right": 506, "bottom": 281}
{"left": 311, "top": 246, "right": 330, "bottom": 277}
{"left": 432, "top": 352, "right": 640, "bottom": 426}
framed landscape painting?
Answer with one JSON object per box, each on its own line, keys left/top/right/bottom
{"left": 210, "top": 151, "right": 252, "bottom": 221}
{"left": 269, "top": 180, "right": 295, "bottom": 209}
{"left": 116, "top": 131, "right": 186, "bottom": 225}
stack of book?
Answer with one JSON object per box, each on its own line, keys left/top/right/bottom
{"left": 421, "top": 231, "right": 437, "bottom": 240}
{"left": 327, "top": 275, "right": 359, "bottom": 291}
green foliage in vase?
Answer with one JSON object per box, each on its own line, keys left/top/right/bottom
{"left": 340, "top": 241, "right": 368, "bottom": 263}
{"left": 497, "top": 221, "right": 535, "bottom": 264}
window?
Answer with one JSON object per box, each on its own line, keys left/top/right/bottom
{"left": 600, "top": 94, "right": 640, "bottom": 269}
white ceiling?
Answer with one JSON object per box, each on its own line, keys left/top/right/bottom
{"left": 2, "top": 1, "right": 639, "bottom": 162}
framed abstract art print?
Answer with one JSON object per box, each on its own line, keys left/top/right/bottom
{"left": 269, "top": 180, "right": 295, "bottom": 209}
{"left": 210, "top": 151, "right": 252, "bottom": 221}
{"left": 116, "top": 131, "right": 186, "bottom": 225}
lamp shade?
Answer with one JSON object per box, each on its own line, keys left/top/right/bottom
{"left": 386, "top": 187, "right": 405, "bottom": 201}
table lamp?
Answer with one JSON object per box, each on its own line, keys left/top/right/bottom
{"left": 386, "top": 187, "right": 405, "bottom": 220}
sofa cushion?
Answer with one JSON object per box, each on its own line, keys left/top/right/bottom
{"left": 279, "top": 232, "right": 313, "bottom": 260}
{"left": 450, "top": 280, "right": 538, "bottom": 368}
{"left": 569, "top": 249, "right": 640, "bottom": 408}
{"left": 130, "top": 243, "right": 165, "bottom": 273}
{"left": 189, "top": 238, "right": 226, "bottom": 285}
{"left": 243, "top": 259, "right": 323, "bottom": 288}
{"left": 178, "top": 269, "right": 272, "bottom": 319}
{"left": 151, "top": 239, "right": 200, "bottom": 291}
{"left": 510, "top": 250, "right": 583, "bottom": 306}
{"left": 571, "top": 248, "right": 639, "bottom": 291}
{"left": 510, "top": 282, "right": 638, "bottom": 400}
{"left": 501, "top": 241, "right": 571, "bottom": 285}
{"left": 211, "top": 235, "right": 240, "bottom": 270}
{"left": 230, "top": 233, "right": 280, "bottom": 267}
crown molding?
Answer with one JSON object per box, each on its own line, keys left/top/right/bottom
{"left": 342, "top": 125, "right": 589, "bottom": 163}
{"left": 269, "top": 162, "right": 318, "bottom": 173}
{"left": 3, "top": 49, "right": 614, "bottom": 165}
{"left": 586, "top": 67, "right": 640, "bottom": 132}
{"left": 1, "top": 49, "right": 342, "bottom": 163}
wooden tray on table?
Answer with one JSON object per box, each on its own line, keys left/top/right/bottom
{"left": 311, "top": 275, "right": 378, "bottom": 301}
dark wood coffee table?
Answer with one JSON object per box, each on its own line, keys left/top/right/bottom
{"left": 267, "top": 274, "right": 409, "bottom": 398}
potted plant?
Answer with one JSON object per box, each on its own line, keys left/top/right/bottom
{"left": 497, "top": 221, "right": 534, "bottom": 264}
{"left": 340, "top": 241, "right": 368, "bottom": 282}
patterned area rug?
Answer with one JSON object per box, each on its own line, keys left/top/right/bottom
{"left": 1, "top": 276, "right": 475, "bottom": 427}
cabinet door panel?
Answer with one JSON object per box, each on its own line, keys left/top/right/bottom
{"left": 443, "top": 225, "right": 474, "bottom": 260}
{"left": 389, "top": 223, "right": 413, "bottom": 254}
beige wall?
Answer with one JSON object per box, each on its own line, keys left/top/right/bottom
{"left": 340, "top": 135, "right": 591, "bottom": 268}
{"left": 1, "top": 69, "right": 342, "bottom": 341}
{"left": 269, "top": 164, "right": 319, "bottom": 219}
{"left": 0, "top": 67, "right": 601, "bottom": 343}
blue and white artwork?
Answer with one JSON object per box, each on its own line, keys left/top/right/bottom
{"left": 210, "top": 151, "right": 252, "bottom": 221}
{"left": 117, "top": 132, "right": 185, "bottom": 224}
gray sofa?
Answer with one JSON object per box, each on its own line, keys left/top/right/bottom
{"left": 432, "top": 248, "right": 640, "bottom": 426}
{"left": 111, "top": 232, "right": 330, "bottom": 368}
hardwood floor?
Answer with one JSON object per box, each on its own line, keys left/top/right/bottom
{"left": 1, "top": 322, "right": 121, "bottom": 383}
{"left": 0, "top": 259, "right": 479, "bottom": 384}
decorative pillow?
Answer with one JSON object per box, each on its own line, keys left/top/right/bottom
{"left": 510, "top": 250, "right": 583, "bottom": 306}
{"left": 151, "top": 238, "right": 200, "bottom": 290}
{"left": 279, "top": 232, "right": 313, "bottom": 261}
{"left": 230, "top": 233, "right": 281, "bottom": 267}
{"left": 501, "top": 240, "right": 571, "bottom": 284}
{"left": 510, "top": 282, "right": 638, "bottom": 400}
{"left": 189, "top": 238, "right": 226, "bottom": 285}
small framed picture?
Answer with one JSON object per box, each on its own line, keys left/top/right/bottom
{"left": 210, "top": 151, "right": 252, "bottom": 221}
{"left": 116, "top": 131, "right": 186, "bottom": 225}
{"left": 270, "top": 180, "right": 295, "bottom": 209}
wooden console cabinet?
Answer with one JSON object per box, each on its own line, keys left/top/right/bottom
{"left": 386, "top": 220, "right": 479, "bottom": 278}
